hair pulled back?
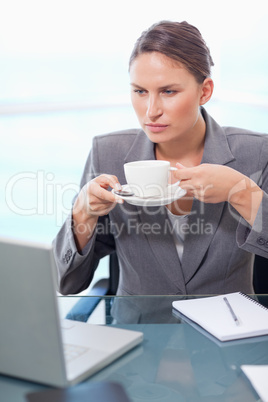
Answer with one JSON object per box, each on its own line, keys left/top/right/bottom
{"left": 129, "top": 21, "right": 214, "bottom": 83}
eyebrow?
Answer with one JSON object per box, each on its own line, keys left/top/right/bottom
{"left": 130, "top": 83, "right": 182, "bottom": 90}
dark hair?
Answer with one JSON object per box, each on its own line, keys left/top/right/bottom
{"left": 129, "top": 21, "right": 214, "bottom": 83}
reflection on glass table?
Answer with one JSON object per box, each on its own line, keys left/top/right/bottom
{"left": 58, "top": 295, "right": 268, "bottom": 402}
{"left": 1, "top": 295, "right": 268, "bottom": 402}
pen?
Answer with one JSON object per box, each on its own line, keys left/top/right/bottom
{"left": 223, "top": 297, "right": 240, "bottom": 326}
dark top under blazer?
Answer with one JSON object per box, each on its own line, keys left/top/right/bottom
{"left": 53, "top": 108, "right": 268, "bottom": 296}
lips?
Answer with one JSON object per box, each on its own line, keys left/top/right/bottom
{"left": 145, "top": 124, "right": 168, "bottom": 133}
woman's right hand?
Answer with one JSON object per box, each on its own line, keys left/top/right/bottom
{"left": 72, "top": 174, "right": 123, "bottom": 250}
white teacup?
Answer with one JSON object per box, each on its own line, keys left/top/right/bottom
{"left": 124, "top": 160, "right": 180, "bottom": 198}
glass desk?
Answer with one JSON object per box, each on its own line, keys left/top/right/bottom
{"left": 1, "top": 295, "right": 268, "bottom": 402}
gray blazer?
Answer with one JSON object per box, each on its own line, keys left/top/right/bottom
{"left": 53, "top": 108, "right": 268, "bottom": 296}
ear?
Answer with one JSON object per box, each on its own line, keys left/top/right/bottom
{"left": 199, "top": 78, "right": 214, "bottom": 105}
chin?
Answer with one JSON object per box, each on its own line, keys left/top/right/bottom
{"left": 144, "top": 132, "right": 173, "bottom": 144}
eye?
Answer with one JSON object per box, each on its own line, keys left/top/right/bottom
{"left": 133, "top": 89, "right": 146, "bottom": 95}
{"left": 163, "top": 90, "right": 176, "bottom": 95}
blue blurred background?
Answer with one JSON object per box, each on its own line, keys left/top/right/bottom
{"left": 1, "top": 0, "right": 268, "bottom": 243}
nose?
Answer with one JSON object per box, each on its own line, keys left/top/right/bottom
{"left": 146, "top": 94, "right": 163, "bottom": 120}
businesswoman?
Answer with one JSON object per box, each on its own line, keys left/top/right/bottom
{"left": 54, "top": 21, "right": 268, "bottom": 296}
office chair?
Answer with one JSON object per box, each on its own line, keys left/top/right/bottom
{"left": 253, "top": 255, "right": 268, "bottom": 309}
{"left": 253, "top": 254, "right": 268, "bottom": 293}
{"left": 65, "top": 252, "right": 119, "bottom": 322}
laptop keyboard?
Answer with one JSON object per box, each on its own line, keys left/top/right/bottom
{"left": 63, "top": 343, "right": 89, "bottom": 362}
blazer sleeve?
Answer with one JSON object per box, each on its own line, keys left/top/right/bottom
{"left": 236, "top": 135, "right": 268, "bottom": 258}
{"left": 52, "top": 141, "right": 116, "bottom": 295}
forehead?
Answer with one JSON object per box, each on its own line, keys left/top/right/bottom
{"left": 129, "top": 52, "right": 192, "bottom": 83}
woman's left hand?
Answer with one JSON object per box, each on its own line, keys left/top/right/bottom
{"left": 174, "top": 163, "right": 245, "bottom": 203}
{"left": 174, "top": 162, "right": 263, "bottom": 226}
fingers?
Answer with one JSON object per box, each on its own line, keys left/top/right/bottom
{"left": 174, "top": 163, "right": 208, "bottom": 200}
{"left": 74, "top": 174, "right": 124, "bottom": 218}
{"left": 91, "top": 175, "right": 123, "bottom": 204}
{"left": 174, "top": 163, "right": 233, "bottom": 203}
{"left": 174, "top": 163, "right": 194, "bottom": 181}
{"left": 96, "top": 174, "right": 122, "bottom": 192}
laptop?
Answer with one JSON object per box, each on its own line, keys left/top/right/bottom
{"left": 0, "top": 236, "right": 143, "bottom": 387}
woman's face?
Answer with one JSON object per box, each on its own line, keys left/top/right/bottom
{"left": 129, "top": 52, "right": 211, "bottom": 145}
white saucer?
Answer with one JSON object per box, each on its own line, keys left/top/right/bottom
{"left": 112, "top": 185, "right": 186, "bottom": 207}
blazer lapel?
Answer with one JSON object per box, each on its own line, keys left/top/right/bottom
{"left": 123, "top": 130, "right": 186, "bottom": 293}
{"left": 138, "top": 207, "right": 186, "bottom": 294}
{"left": 181, "top": 108, "right": 236, "bottom": 284}
{"left": 181, "top": 200, "right": 225, "bottom": 284}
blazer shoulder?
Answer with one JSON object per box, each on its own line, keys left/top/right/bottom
{"left": 223, "top": 126, "right": 268, "bottom": 141}
{"left": 222, "top": 127, "right": 268, "bottom": 175}
{"left": 223, "top": 126, "right": 268, "bottom": 153}
{"left": 90, "top": 129, "right": 145, "bottom": 175}
{"left": 93, "top": 129, "right": 142, "bottom": 149}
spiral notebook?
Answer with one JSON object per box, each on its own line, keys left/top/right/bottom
{"left": 172, "top": 292, "right": 268, "bottom": 342}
